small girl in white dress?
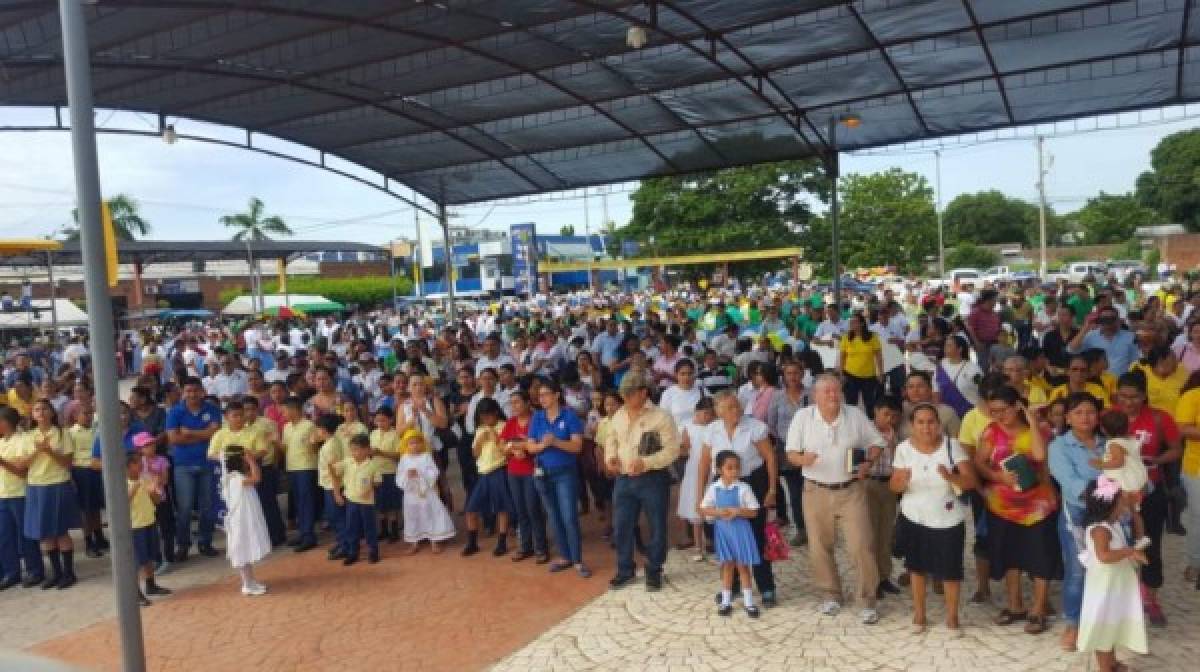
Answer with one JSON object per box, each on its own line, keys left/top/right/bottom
{"left": 396, "top": 430, "right": 456, "bottom": 553}
{"left": 221, "top": 448, "right": 272, "bottom": 596}
{"left": 677, "top": 397, "right": 715, "bottom": 562}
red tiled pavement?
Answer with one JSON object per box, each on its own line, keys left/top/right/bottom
{"left": 32, "top": 515, "right": 618, "bottom": 672}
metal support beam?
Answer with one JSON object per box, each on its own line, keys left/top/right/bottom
{"left": 57, "top": 1, "right": 146, "bottom": 671}
{"left": 962, "top": 0, "right": 1015, "bottom": 125}
{"left": 847, "top": 5, "right": 931, "bottom": 134}
{"left": 46, "top": 250, "right": 58, "bottom": 339}
{"left": 1179, "top": 0, "right": 1195, "bottom": 101}
{"left": 438, "top": 200, "right": 456, "bottom": 325}
{"left": 828, "top": 117, "right": 842, "bottom": 304}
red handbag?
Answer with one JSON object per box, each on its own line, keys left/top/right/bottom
{"left": 763, "top": 520, "right": 790, "bottom": 562}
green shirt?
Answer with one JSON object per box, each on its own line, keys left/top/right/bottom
{"left": 795, "top": 314, "right": 818, "bottom": 339}
{"left": 1066, "top": 295, "right": 1094, "bottom": 326}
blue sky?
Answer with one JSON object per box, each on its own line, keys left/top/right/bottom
{"left": 1, "top": 105, "right": 1198, "bottom": 247}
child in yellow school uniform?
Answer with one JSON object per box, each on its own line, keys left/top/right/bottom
{"left": 314, "top": 413, "right": 347, "bottom": 560}
{"left": 370, "top": 408, "right": 403, "bottom": 543}
{"left": 127, "top": 454, "right": 171, "bottom": 606}
{"left": 332, "top": 434, "right": 382, "bottom": 565}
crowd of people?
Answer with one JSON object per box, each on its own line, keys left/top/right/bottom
{"left": 2, "top": 269, "right": 1198, "bottom": 670}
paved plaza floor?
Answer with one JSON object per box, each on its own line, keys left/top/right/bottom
{"left": 11, "top": 517, "right": 1199, "bottom": 671}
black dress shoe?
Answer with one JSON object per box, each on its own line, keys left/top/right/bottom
{"left": 175, "top": 547, "right": 190, "bottom": 563}
{"left": 197, "top": 546, "right": 220, "bottom": 558}
{"left": 745, "top": 604, "right": 761, "bottom": 619}
{"left": 56, "top": 574, "right": 77, "bottom": 590}
{"left": 761, "top": 590, "right": 778, "bottom": 608}
{"left": 146, "top": 584, "right": 172, "bottom": 596}
{"left": 41, "top": 575, "right": 61, "bottom": 590}
{"left": 0, "top": 577, "right": 19, "bottom": 591}
{"left": 286, "top": 537, "right": 303, "bottom": 547}
{"left": 22, "top": 575, "right": 44, "bottom": 589}
{"left": 368, "top": 552, "right": 380, "bottom": 564}
{"left": 645, "top": 574, "right": 663, "bottom": 592}
{"left": 294, "top": 541, "right": 316, "bottom": 553}
{"left": 342, "top": 556, "right": 358, "bottom": 566}
{"left": 717, "top": 603, "right": 733, "bottom": 617}
{"left": 608, "top": 573, "right": 636, "bottom": 590}
{"left": 328, "top": 547, "right": 346, "bottom": 561}
{"left": 879, "top": 579, "right": 902, "bottom": 595}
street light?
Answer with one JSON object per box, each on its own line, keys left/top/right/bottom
{"left": 827, "top": 113, "right": 861, "bottom": 304}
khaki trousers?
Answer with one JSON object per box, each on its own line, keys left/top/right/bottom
{"left": 802, "top": 480, "right": 878, "bottom": 605}
{"left": 864, "top": 478, "right": 898, "bottom": 582}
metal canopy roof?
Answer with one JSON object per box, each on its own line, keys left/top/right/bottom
{"left": 1, "top": 1, "right": 1196, "bottom": 205}
{"left": 0, "top": 239, "right": 382, "bottom": 266}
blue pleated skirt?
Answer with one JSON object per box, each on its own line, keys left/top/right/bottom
{"left": 24, "top": 481, "right": 82, "bottom": 539}
{"left": 465, "top": 468, "right": 513, "bottom": 517}
{"left": 714, "top": 518, "right": 760, "bottom": 566}
{"left": 72, "top": 467, "right": 105, "bottom": 512}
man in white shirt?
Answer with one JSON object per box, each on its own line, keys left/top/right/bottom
{"left": 785, "top": 374, "right": 885, "bottom": 625}
{"left": 811, "top": 305, "right": 845, "bottom": 347}
{"left": 474, "top": 334, "right": 515, "bottom": 378}
{"left": 211, "top": 354, "right": 250, "bottom": 402}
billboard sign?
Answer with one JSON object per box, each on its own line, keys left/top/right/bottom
{"left": 510, "top": 222, "right": 538, "bottom": 295}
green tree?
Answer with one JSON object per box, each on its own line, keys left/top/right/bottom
{"left": 944, "top": 242, "right": 1000, "bottom": 269}
{"left": 619, "top": 159, "right": 826, "bottom": 272}
{"left": 559, "top": 225, "right": 575, "bottom": 236}
{"left": 220, "top": 197, "right": 294, "bottom": 242}
{"left": 67, "top": 193, "right": 150, "bottom": 241}
{"left": 942, "top": 190, "right": 1042, "bottom": 246}
{"left": 1136, "top": 129, "right": 1200, "bottom": 231}
{"left": 1074, "top": 191, "right": 1158, "bottom": 244}
{"left": 833, "top": 168, "right": 937, "bottom": 274}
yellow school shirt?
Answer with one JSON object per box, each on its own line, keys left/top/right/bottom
{"left": 250, "top": 417, "right": 280, "bottom": 467}
{"left": 839, "top": 334, "right": 882, "bottom": 378}
{"left": 1029, "top": 373, "right": 1053, "bottom": 397}
{"left": 1134, "top": 363, "right": 1188, "bottom": 416}
{"left": 1099, "top": 372, "right": 1118, "bottom": 401}
{"left": 6, "top": 390, "right": 31, "bottom": 418}
{"left": 336, "top": 421, "right": 369, "bottom": 444}
{"left": 958, "top": 407, "right": 990, "bottom": 450}
{"left": 65, "top": 423, "right": 96, "bottom": 468}
{"left": 283, "top": 419, "right": 317, "bottom": 472}
{"left": 1049, "top": 383, "right": 1109, "bottom": 407}
{"left": 128, "top": 479, "right": 156, "bottom": 529}
{"left": 317, "top": 435, "right": 345, "bottom": 491}
{"left": 0, "top": 433, "right": 29, "bottom": 499}
{"left": 473, "top": 425, "right": 507, "bottom": 475}
{"left": 337, "top": 457, "right": 382, "bottom": 505}
{"left": 25, "top": 427, "right": 70, "bottom": 486}
{"left": 370, "top": 428, "right": 401, "bottom": 475}
{"left": 1175, "top": 389, "right": 1200, "bottom": 477}
{"left": 207, "top": 425, "right": 263, "bottom": 462}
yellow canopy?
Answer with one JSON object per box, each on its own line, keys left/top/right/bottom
{"left": 0, "top": 239, "right": 61, "bottom": 256}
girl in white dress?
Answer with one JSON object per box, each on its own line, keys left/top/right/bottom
{"left": 677, "top": 397, "right": 715, "bottom": 562}
{"left": 1077, "top": 476, "right": 1149, "bottom": 672}
{"left": 396, "top": 429, "right": 456, "bottom": 553}
{"left": 221, "top": 449, "right": 272, "bottom": 596}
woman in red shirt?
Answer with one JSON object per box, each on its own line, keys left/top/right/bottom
{"left": 500, "top": 390, "right": 548, "bottom": 563}
{"left": 1116, "top": 371, "right": 1184, "bottom": 626}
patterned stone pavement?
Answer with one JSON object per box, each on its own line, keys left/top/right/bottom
{"left": 493, "top": 529, "right": 1200, "bottom": 672}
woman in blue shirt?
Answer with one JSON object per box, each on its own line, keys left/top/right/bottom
{"left": 528, "top": 379, "right": 590, "bottom": 578}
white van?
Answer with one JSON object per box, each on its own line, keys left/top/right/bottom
{"left": 1065, "top": 262, "right": 1106, "bottom": 283}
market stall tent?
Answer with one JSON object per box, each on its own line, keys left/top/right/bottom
{"left": 0, "top": 299, "right": 88, "bottom": 330}
{"left": 222, "top": 294, "right": 344, "bottom": 316}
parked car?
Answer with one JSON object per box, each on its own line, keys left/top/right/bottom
{"left": 1065, "top": 262, "right": 1107, "bottom": 283}
{"left": 982, "top": 266, "right": 1012, "bottom": 284}
{"left": 1106, "top": 260, "right": 1147, "bottom": 283}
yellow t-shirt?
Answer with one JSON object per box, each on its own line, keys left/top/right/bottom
{"left": 1021, "top": 383, "right": 1048, "bottom": 407}
{"left": 370, "top": 428, "right": 401, "bottom": 475}
{"left": 318, "top": 435, "right": 345, "bottom": 491}
{"left": 336, "top": 457, "right": 382, "bottom": 505}
{"left": 0, "top": 433, "right": 29, "bottom": 499}
{"left": 1175, "top": 389, "right": 1200, "bottom": 477}
{"left": 283, "top": 419, "right": 317, "bottom": 472}
{"left": 25, "top": 427, "right": 70, "bottom": 486}
{"left": 958, "top": 407, "right": 990, "bottom": 451}
{"left": 839, "top": 334, "right": 882, "bottom": 378}
{"left": 207, "top": 425, "right": 263, "bottom": 462}
{"left": 6, "top": 389, "right": 31, "bottom": 418}
{"left": 1134, "top": 363, "right": 1188, "bottom": 417}
{"left": 128, "top": 479, "right": 156, "bottom": 530}
{"left": 1029, "top": 374, "right": 1053, "bottom": 396}
{"left": 473, "top": 425, "right": 507, "bottom": 475}
{"left": 1049, "top": 383, "right": 1109, "bottom": 407}
{"left": 65, "top": 423, "right": 96, "bottom": 468}
{"left": 336, "top": 421, "right": 369, "bottom": 445}
{"left": 250, "top": 417, "right": 279, "bottom": 466}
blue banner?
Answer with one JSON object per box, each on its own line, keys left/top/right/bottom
{"left": 511, "top": 222, "right": 538, "bottom": 295}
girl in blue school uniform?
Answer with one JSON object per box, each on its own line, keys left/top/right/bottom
{"left": 0, "top": 406, "right": 44, "bottom": 589}
{"left": 698, "top": 450, "right": 762, "bottom": 618}
{"left": 23, "top": 399, "right": 81, "bottom": 589}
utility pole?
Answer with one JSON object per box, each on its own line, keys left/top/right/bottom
{"left": 412, "top": 198, "right": 424, "bottom": 298}
{"left": 935, "top": 149, "right": 945, "bottom": 278}
{"left": 1036, "top": 135, "right": 1049, "bottom": 279}
{"left": 583, "top": 188, "right": 594, "bottom": 292}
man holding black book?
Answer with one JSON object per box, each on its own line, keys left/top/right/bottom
{"left": 785, "top": 374, "right": 887, "bottom": 625}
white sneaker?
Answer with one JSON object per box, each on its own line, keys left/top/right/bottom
{"left": 241, "top": 584, "right": 267, "bottom": 596}
{"left": 251, "top": 582, "right": 268, "bottom": 594}
{"left": 860, "top": 607, "right": 880, "bottom": 625}
{"left": 818, "top": 600, "right": 841, "bottom": 616}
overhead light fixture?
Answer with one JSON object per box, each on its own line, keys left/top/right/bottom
{"left": 837, "top": 113, "right": 862, "bottom": 129}
{"left": 162, "top": 124, "right": 177, "bottom": 145}
{"left": 626, "top": 25, "right": 648, "bottom": 49}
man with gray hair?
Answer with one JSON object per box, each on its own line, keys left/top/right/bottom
{"left": 604, "top": 370, "right": 680, "bottom": 592}
{"left": 785, "top": 373, "right": 886, "bottom": 624}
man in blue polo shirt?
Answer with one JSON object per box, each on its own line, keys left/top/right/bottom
{"left": 166, "top": 377, "right": 222, "bottom": 560}
{"left": 1068, "top": 305, "right": 1140, "bottom": 375}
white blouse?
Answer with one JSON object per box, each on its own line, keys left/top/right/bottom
{"left": 704, "top": 417, "right": 769, "bottom": 477}
{"left": 892, "top": 438, "right": 969, "bottom": 529}
{"left": 700, "top": 479, "right": 760, "bottom": 519}
{"left": 659, "top": 384, "right": 703, "bottom": 428}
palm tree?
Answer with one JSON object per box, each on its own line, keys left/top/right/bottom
{"left": 220, "top": 197, "right": 294, "bottom": 241}
{"left": 66, "top": 193, "right": 150, "bottom": 241}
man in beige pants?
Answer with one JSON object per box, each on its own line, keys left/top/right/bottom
{"left": 785, "top": 374, "right": 887, "bottom": 624}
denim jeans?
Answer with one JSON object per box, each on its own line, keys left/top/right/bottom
{"left": 0, "top": 497, "right": 42, "bottom": 580}
{"left": 1183, "top": 474, "right": 1200, "bottom": 570}
{"left": 535, "top": 464, "right": 582, "bottom": 563}
{"left": 257, "top": 465, "right": 286, "bottom": 546}
{"left": 324, "top": 490, "right": 347, "bottom": 552}
{"left": 842, "top": 374, "right": 882, "bottom": 418}
{"left": 1058, "top": 503, "right": 1086, "bottom": 626}
{"left": 173, "top": 464, "right": 215, "bottom": 550}
{"left": 508, "top": 472, "right": 547, "bottom": 555}
{"left": 344, "top": 502, "right": 378, "bottom": 557}
{"left": 289, "top": 470, "right": 318, "bottom": 545}
{"left": 613, "top": 469, "right": 671, "bottom": 577}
